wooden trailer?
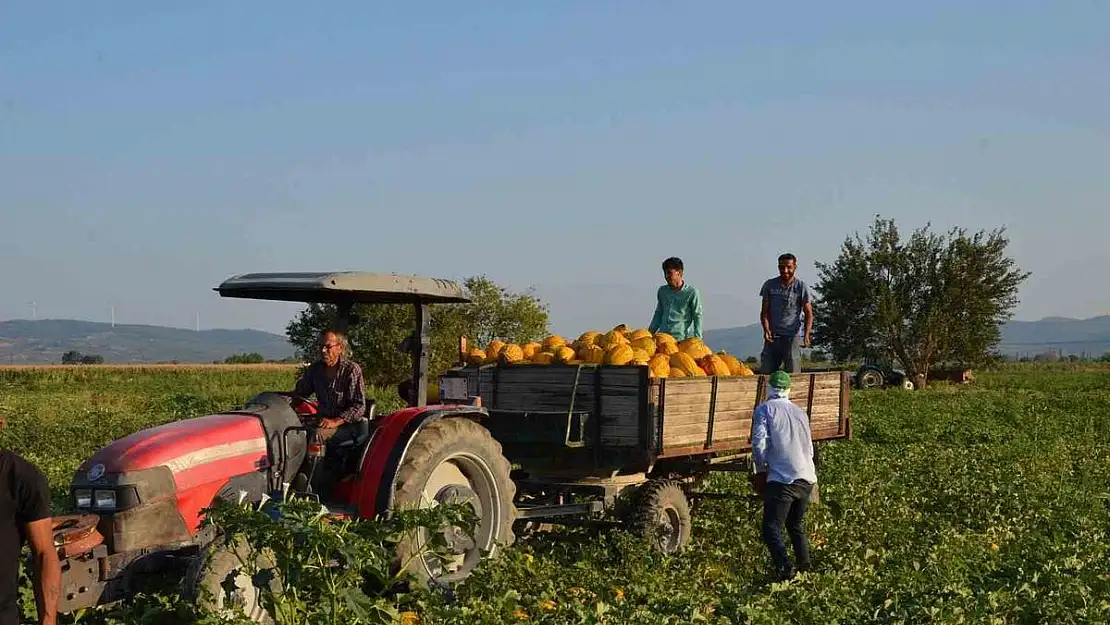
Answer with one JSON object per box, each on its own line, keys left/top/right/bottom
{"left": 440, "top": 363, "right": 852, "bottom": 477}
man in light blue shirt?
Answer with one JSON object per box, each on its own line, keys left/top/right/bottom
{"left": 751, "top": 371, "right": 816, "bottom": 581}
{"left": 648, "top": 257, "right": 703, "bottom": 341}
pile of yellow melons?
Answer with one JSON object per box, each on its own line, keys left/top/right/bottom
{"left": 463, "top": 324, "right": 754, "bottom": 379}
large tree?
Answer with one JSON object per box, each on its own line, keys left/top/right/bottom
{"left": 286, "top": 275, "right": 550, "bottom": 386}
{"left": 812, "top": 216, "right": 1030, "bottom": 386}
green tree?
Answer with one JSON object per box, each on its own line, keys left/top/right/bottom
{"left": 286, "top": 275, "right": 550, "bottom": 386}
{"left": 223, "top": 352, "right": 265, "bottom": 364}
{"left": 812, "top": 216, "right": 1029, "bottom": 386}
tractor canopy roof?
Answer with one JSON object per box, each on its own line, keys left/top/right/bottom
{"left": 215, "top": 272, "right": 471, "bottom": 305}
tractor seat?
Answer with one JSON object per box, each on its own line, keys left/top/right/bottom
{"left": 331, "top": 399, "right": 376, "bottom": 450}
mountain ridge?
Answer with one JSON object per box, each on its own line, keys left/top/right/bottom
{"left": 2, "top": 315, "right": 1109, "bottom": 364}
{"left": 703, "top": 315, "right": 1110, "bottom": 361}
{"left": 0, "top": 319, "right": 296, "bottom": 364}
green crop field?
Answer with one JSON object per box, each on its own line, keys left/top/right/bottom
{"left": 2, "top": 363, "right": 1109, "bottom": 624}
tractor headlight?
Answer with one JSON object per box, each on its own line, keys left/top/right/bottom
{"left": 93, "top": 489, "right": 117, "bottom": 509}
{"left": 74, "top": 489, "right": 92, "bottom": 508}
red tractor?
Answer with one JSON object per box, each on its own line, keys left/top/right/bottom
{"left": 54, "top": 271, "right": 854, "bottom": 622}
{"left": 57, "top": 272, "right": 518, "bottom": 619}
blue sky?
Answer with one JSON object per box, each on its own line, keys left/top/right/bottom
{"left": 2, "top": 1, "right": 1108, "bottom": 337}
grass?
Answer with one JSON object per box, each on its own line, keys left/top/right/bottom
{"left": 2, "top": 363, "right": 1109, "bottom": 623}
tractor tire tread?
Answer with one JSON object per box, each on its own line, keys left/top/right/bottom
{"left": 627, "top": 478, "right": 692, "bottom": 553}
{"left": 391, "top": 416, "right": 517, "bottom": 585}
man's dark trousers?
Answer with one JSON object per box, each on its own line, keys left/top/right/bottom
{"left": 762, "top": 479, "right": 813, "bottom": 578}
{"left": 760, "top": 335, "right": 802, "bottom": 374}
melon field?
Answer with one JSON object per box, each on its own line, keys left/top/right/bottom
{"left": 2, "top": 363, "right": 1109, "bottom": 624}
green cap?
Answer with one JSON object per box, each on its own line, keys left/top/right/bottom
{"left": 769, "top": 370, "right": 792, "bottom": 389}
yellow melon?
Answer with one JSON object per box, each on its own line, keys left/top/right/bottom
{"left": 648, "top": 353, "right": 671, "bottom": 378}
{"left": 630, "top": 328, "right": 653, "bottom": 341}
{"left": 531, "top": 351, "right": 555, "bottom": 364}
{"left": 698, "top": 354, "right": 731, "bottom": 376}
{"left": 632, "top": 348, "right": 652, "bottom": 363}
{"left": 669, "top": 368, "right": 686, "bottom": 377}
{"left": 604, "top": 343, "right": 635, "bottom": 365}
{"left": 670, "top": 351, "right": 705, "bottom": 376}
{"left": 717, "top": 352, "right": 753, "bottom": 376}
{"left": 485, "top": 339, "right": 506, "bottom": 362}
{"left": 597, "top": 330, "right": 630, "bottom": 349}
{"left": 521, "top": 342, "right": 542, "bottom": 359}
{"left": 466, "top": 348, "right": 487, "bottom": 366}
{"left": 631, "top": 336, "right": 656, "bottom": 354}
{"left": 542, "top": 335, "right": 566, "bottom": 352}
{"left": 554, "top": 346, "right": 576, "bottom": 363}
{"left": 500, "top": 343, "right": 524, "bottom": 364}
{"left": 576, "top": 331, "right": 601, "bottom": 347}
{"left": 577, "top": 344, "right": 605, "bottom": 364}
{"left": 656, "top": 341, "right": 679, "bottom": 356}
{"left": 678, "top": 337, "right": 712, "bottom": 360}
{"left": 654, "top": 332, "right": 677, "bottom": 345}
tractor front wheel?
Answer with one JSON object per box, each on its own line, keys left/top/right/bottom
{"left": 391, "top": 417, "right": 517, "bottom": 588}
{"left": 627, "top": 479, "right": 692, "bottom": 554}
{"left": 182, "top": 536, "right": 281, "bottom": 624}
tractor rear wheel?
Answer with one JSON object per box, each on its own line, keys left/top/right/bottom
{"left": 183, "top": 536, "right": 281, "bottom": 624}
{"left": 857, "top": 368, "right": 884, "bottom": 389}
{"left": 391, "top": 417, "right": 516, "bottom": 588}
{"left": 627, "top": 479, "right": 692, "bottom": 554}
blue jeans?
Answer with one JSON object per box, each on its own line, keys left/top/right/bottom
{"left": 761, "top": 336, "right": 802, "bottom": 373}
{"left": 762, "top": 479, "right": 813, "bottom": 577}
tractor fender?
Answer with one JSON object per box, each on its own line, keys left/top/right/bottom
{"left": 352, "top": 404, "right": 489, "bottom": 520}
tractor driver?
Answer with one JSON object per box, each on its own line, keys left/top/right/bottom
{"left": 291, "top": 328, "right": 368, "bottom": 451}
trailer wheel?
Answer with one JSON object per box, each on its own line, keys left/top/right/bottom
{"left": 183, "top": 536, "right": 281, "bottom": 624}
{"left": 392, "top": 417, "right": 517, "bottom": 587}
{"left": 628, "top": 479, "right": 691, "bottom": 554}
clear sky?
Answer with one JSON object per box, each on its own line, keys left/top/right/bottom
{"left": 2, "top": 1, "right": 1108, "bottom": 337}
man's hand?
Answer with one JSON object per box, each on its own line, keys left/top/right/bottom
{"left": 764, "top": 328, "right": 773, "bottom": 343}
{"left": 802, "top": 332, "right": 811, "bottom": 348}
{"left": 318, "top": 417, "right": 344, "bottom": 429}
{"left": 26, "top": 517, "right": 60, "bottom": 625}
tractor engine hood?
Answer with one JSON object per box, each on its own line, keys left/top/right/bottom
{"left": 76, "top": 412, "right": 270, "bottom": 486}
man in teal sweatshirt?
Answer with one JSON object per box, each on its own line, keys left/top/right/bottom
{"left": 648, "top": 257, "right": 704, "bottom": 341}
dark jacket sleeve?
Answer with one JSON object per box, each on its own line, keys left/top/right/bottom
{"left": 292, "top": 363, "right": 316, "bottom": 397}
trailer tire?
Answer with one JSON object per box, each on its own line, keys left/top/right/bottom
{"left": 183, "top": 536, "right": 281, "bottom": 624}
{"left": 392, "top": 417, "right": 517, "bottom": 588}
{"left": 628, "top": 479, "right": 691, "bottom": 554}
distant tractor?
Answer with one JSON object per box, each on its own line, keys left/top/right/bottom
{"left": 53, "top": 271, "right": 855, "bottom": 622}
{"left": 855, "top": 359, "right": 916, "bottom": 390}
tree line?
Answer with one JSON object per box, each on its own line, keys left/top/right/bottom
{"left": 286, "top": 215, "right": 1034, "bottom": 388}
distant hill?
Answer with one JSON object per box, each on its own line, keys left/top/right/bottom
{"left": 704, "top": 315, "right": 1110, "bottom": 360}
{"left": 0, "top": 319, "right": 296, "bottom": 364}
{"left": 4, "top": 314, "right": 1109, "bottom": 365}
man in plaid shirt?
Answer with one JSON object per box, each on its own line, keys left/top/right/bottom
{"left": 292, "top": 328, "right": 368, "bottom": 450}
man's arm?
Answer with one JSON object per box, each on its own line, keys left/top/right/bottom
{"left": 648, "top": 287, "right": 663, "bottom": 334}
{"left": 16, "top": 461, "right": 58, "bottom": 625}
{"left": 759, "top": 281, "right": 773, "bottom": 342}
{"left": 292, "top": 365, "right": 315, "bottom": 397}
{"left": 750, "top": 405, "right": 770, "bottom": 473}
{"left": 335, "top": 363, "right": 368, "bottom": 423}
{"left": 687, "top": 287, "right": 704, "bottom": 340}
{"left": 801, "top": 282, "right": 814, "bottom": 346}
{"left": 26, "top": 518, "right": 59, "bottom": 625}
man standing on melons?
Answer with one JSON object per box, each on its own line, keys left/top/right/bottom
{"left": 759, "top": 253, "right": 812, "bottom": 374}
{"left": 648, "top": 256, "right": 704, "bottom": 342}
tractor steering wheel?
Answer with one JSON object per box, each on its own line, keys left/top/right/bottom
{"left": 270, "top": 392, "right": 319, "bottom": 420}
